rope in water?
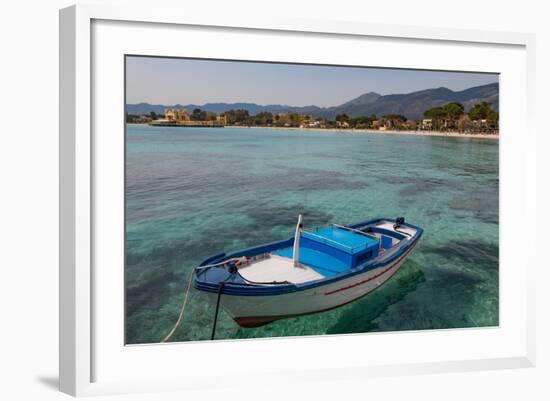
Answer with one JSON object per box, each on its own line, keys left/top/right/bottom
{"left": 160, "top": 268, "right": 195, "bottom": 343}
{"left": 161, "top": 259, "right": 240, "bottom": 342}
{"left": 210, "top": 282, "right": 225, "bottom": 340}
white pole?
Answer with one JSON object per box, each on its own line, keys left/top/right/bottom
{"left": 293, "top": 214, "right": 303, "bottom": 267}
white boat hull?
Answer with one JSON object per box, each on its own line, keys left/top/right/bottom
{"left": 216, "top": 245, "right": 413, "bottom": 327}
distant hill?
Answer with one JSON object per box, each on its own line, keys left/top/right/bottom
{"left": 319, "top": 83, "right": 498, "bottom": 119}
{"left": 126, "top": 102, "right": 323, "bottom": 117}
{"left": 321, "top": 91, "right": 381, "bottom": 118}
{"left": 126, "top": 82, "right": 498, "bottom": 120}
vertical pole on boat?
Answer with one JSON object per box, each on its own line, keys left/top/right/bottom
{"left": 293, "top": 214, "right": 303, "bottom": 268}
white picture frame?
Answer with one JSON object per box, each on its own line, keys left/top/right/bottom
{"left": 59, "top": 4, "right": 536, "bottom": 396}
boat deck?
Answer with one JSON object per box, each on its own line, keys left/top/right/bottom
{"left": 375, "top": 222, "right": 417, "bottom": 237}
{"left": 237, "top": 254, "right": 325, "bottom": 284}
{"left": 236, "top": 220, "right": 417, "bottom": 286}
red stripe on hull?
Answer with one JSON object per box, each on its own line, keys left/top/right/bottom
{"left": 232, "top": 274, "right": 396, "bottom": 328}
{"left": 231, "top": 243, "right": 418, "bottom": 328}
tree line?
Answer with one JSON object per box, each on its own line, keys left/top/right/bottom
{"left": 423, "top": 101, "right": 498, "bottom": 132}
{"left": 222, "top": 109, "right": 382, "bottom": 128}
{"left": 221, "top": 101, "right": 498, "bottom": 132}
{"left": 127, "top": 101, "right": 499, "bottom": 133}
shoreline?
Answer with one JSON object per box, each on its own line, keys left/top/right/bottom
{"left": 223, "top": 125, "right": 499, "bottom": 140}
{"left": 128, "top": 123, "right": 498, "bottom": 139}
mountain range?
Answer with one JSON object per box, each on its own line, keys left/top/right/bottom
{"left": 126, "top": 82, "right": 498, "bottom": 120}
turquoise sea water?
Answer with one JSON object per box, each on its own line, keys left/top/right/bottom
{"left": 125, "top": 125, "right": 499, "bottom": 344}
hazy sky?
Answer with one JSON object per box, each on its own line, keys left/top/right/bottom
{"left": 126, "top": 56, "right": 498, "bottom": 107}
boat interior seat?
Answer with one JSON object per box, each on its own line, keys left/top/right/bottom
{"left": 381, "top": 235, "right": 393, "bottom": 249}
{"left": 273, "top": 246, "right": 350, "bottom": 277}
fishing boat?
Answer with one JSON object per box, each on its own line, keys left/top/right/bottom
{"left": 193, "top": 216, "right": 423, "bottom": 328}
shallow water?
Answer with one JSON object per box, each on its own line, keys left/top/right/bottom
{"left": 125, "top": 125, "right": 499, "bottom": 344}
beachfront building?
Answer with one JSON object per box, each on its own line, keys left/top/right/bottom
{"left": 307, "top": 120, "right": 322, "bottom": 128}
{"left": 336, "top": 120, "right": 350, "bottom": 128}
{"left": 150, "top": 107, "right": 225, "bottom": 127}
{"left": 371, "top": 119, "right": 394, "bottom": 130}
{"left": 421, "top": 119, "right": 433, "bottom": 130}
{"left": 371, "top": 120, "right": 382, "bottom": 130}
{"left": 165, "top": 108, "right": 191, "bottom": 122}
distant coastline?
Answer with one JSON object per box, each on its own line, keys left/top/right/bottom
{"left": 127, "top": 94, "right": 500, "bottom": 137}
{"left": 127, "top": 122, "right": 498, "bottom": 139}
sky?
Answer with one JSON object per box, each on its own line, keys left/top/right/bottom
{"left": 126, "top": 56, "right": 499, "bottom": 107}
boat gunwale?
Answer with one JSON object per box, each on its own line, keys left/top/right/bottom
{"left": 193, "top": 218, "right": 423, "bottom": 296}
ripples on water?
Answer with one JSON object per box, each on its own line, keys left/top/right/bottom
{"left": 125, "top": 125, "right": 499, "bottom": 344}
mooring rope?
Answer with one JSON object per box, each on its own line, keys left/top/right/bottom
{"left": 210, "top": 282, "right": 225, "bottom": 340}
{"left": 160, "top": 268, "right": 195, "bottom": 343}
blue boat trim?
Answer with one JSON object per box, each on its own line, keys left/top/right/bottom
{"left": 232, "top": 241, "right": 420, "bottom": 327}
{"left": 193, "top": 218, "right": 423, "bottom": 296}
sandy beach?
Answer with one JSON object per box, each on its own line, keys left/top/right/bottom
{"left": 129, "top": 123, "right": 498, "bottom": 139}
{"left": 223, "top": 125, "right": 499, "bottom": 139}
